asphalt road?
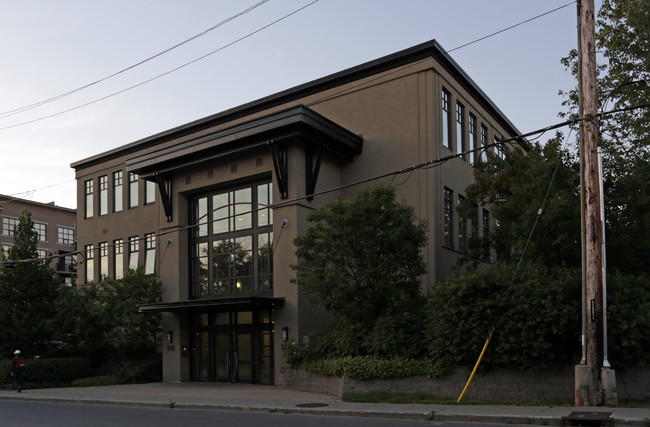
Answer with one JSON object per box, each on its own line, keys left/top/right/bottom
{"left": 0, "top": 400, "right": 540, "bottom": 427}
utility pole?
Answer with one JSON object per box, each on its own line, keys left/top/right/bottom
{"left": 574, "top": 0, "right": 616, "bottom": 407}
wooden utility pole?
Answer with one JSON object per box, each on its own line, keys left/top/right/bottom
{"left": 575, "top": 0, "right": 616, "bottom": 407}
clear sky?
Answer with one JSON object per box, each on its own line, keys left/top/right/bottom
{"left": 0, "top": 0, "right": 598, "bottom": 209}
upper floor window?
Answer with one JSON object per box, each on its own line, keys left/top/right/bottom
{"left": 84, "top": 180, "right": 94, "bottom": 218}
{"left": 129, "top": 173, "right": 139, "bottom": 208}
{"left": 469, "top": 114, "right": 477, "bottom": 164}
{"left": 58, "top": 226, "right": 75, "bottom": 245}
{"left": 99, "top": 175, "right": 108, "bottom": 216}
{"left": 113, "top": 171, "right": 123, "bottom": 212}
{"left": 144, "top": 233, "right": 156, "bottom": 275}
{"left": 456, "top": 102, "right": 465, "bottom": 158}
{"left": 480, "top": 124, "right": 488, "bottom": 162}
{"left": 99, "top": 242, "right": 109, "bottom": 279}
{"left": 191, "top": 181, "right": 274, "bottom": 298}
{"left": 114, "top": 238, "right": 124, "bottom": 280}
{"left": 37, "top": 248, "right": 48, "bottom": 259}
{"left": 442, "top": 89, "right": 452, "bottom": 149}
{"left": 458, "top": 195, "right": 467, "bottom": 252}
{"left": 128, "top": 236, "right": 139, "bottom": 270}
{"left": 33, "top": 222, "right": 47, "bottom": 242}
{"left": 85, "top": 244, "right": 95, "bottom": 283}
{"left": 494, "top": 137, "right": 507, "bottom": 160}
{"left": 2, "top": 216, "right": 19, "bottom": 236}
{"left": 145, "top": 180, "right": 156, "bottom": 204}
{"left": 443, "top": 187, "right": 453, "bottom": 248}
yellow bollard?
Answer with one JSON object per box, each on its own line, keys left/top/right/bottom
{"left": 457, "top": 326, "right": 495, "bottom": 403}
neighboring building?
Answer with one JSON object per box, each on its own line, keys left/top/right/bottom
{"left": 0, "top": 194, "right": 77, "bottom": 284}
{"left": 71, "top": 40, "right": 520, "bottom": 385}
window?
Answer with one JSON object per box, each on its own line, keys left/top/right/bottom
{"left": 113, "top": 171, "right": 123, "bottom": 212}
{"left": 128, "top": 236, "right": 139, "bottom": 270}
{"left": 458, "top": 195, "right": 467, "bottom": 252}
{"left": 2, "top": 244, "right": 11, "bottom": 258}
{"left": 471, "top": 204, "right": 479, "bottom": 240}
{"left": 114, "top": 239, "right": 124, "bottom": 279}
{"left": 443, "top": 187, "right": 453, "bottom": 248}
{"left": 482, "top": 209, "right": 490, "bottom": 260}
{"left": 191, "top": 181, "right": 274, "bottom": 298}
{"left": 145, "top": 233, "right": 156, "bottom": 275}
{"left": 456, "top": 102, "right": 465, "bottom": 158}
{"left": 33, "top": 222, "right": 47, "bottom": 242}
{"left": 99, "top": 175, "right": 108, "bottom": 216}
{"left": 129, "top": 173, "right": 139, "bottom": 208}
{"left": 469, "top": 114, "right": 477, "bottom": 164}
{"left": 99, "top": 242, "right": 108, "bottom": 278}
{"left": 442, "top": 89, "right": 452, "bottom": 149}
{"left": 37, "top": 248, "right": 48, "bottom": 259}
{"left": 145, "top": 180, "right": 156, "bottom": 204}
{"left": 85, "top": 244, "right": 94, "bottom": 283}
{"left": 85, "top": 179, "right": 94, "bottom": 218}
{"left": 494, "top": 137, "right": 507, "bottom": 160}
{"left": 58, "top": 226, "right": 75, "bottom": 245}
{"left": 2, "top": 217, "right": 18, "bottom": 236}
{"left": 480, "top": 124, "right": 488, "bottom": 162}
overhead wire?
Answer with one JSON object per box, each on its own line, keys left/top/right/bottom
{"left": 0, "top": 0, "right": 320, "bottom": 132}
{"left": 2, "top": 0, "right": 572, "bottom": 132}
{"left": 0, "top": 0, "right": 270, "bottom": 120}
{"left": 5, "top": 104, "right": 649, "bottom": 269}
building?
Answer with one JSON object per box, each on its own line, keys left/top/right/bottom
{"left": 0, "top": 195, "right": 77, "bottom": 283}
{"left": 71, "top": 40, "right": 520, "bottom": 385}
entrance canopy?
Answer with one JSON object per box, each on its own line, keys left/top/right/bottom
{"left": 139, "top": 296, "right": 285, "bottom": 313}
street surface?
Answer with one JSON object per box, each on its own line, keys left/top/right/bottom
{"left": 0, "top": 400, "right": 538, "bottom": 426}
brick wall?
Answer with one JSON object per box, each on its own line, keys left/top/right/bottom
{"left": 280, "top": 366, "right": 650, "bottom": 403}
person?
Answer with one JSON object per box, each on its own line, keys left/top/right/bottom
{"left": 10, "top": 350, "right": 25, "bottom": 392}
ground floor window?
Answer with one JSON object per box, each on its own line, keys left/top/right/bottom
{"left": 190, "top": 309, "right": 274, "bottom": 385}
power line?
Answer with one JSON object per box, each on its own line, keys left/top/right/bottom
{"left": 1, "top": 1, "right": 570, "bottom": 132}
{"left": 0, "top": 0, "right": 270, "bottom": 120}
{"left": 8, "top": 105, "right": 649, "bottom": 269}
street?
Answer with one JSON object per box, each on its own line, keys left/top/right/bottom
{"left": 0, "top": 400, "right": 537, "bottom": 427}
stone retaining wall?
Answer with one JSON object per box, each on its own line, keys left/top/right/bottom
{"left": 279, "top": 365, "right": 650, "bottom": 403}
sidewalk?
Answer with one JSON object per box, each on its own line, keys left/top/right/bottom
{"left": 0, "top": 382, "right": 649, "bottom": 426}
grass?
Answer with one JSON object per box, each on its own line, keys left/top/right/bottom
{"left": 342, "top": 391, "right": 573, "bottom": 406}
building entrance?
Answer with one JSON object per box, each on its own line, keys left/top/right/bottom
{"left": 191, "top": 309, "right": 274, "bottom": 384}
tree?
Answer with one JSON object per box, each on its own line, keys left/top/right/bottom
{"left": 291, "top": 184, "right": 428, "bottom": 358}
{"left": 0, "top": 209, "right": 61, "bottom": 356}
{"left": 560, "top": 0, "right": 650, "bottom": 275}
{"left": 459, "top": 139, "right": 582, "bottom": 268}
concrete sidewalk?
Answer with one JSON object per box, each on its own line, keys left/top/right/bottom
{"left": 0, "top": 382, "right": 649, "bottom": 425}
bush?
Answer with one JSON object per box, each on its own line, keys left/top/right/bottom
{"left": 0, "top": 357, "right": 94, "bottom": 388}
{"left": 427, "top": 262, "right": 581, "bottom": 370}
{"left": 300, "top": 356, "right": 448, "bottom": 380}
{"left": 71, "top": 375, "right": 123, "bottom": 387}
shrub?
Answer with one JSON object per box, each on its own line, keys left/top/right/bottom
{"left": 300, "top": 356, "right": 448, "bottom": 380}
{"left": 0, "top": 357, "right": 94, "bottom": 388}
{"left": 427, "top": 262, "right": 581, "bottom": 370}
{"left": 71, "top": 375, "right": 123, "bottom": 387}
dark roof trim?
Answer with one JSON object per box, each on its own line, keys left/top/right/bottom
{"left": 139, "top": 296, "right": 285, "bottom": 313}
{"left": 72, "top": 39, "right": 520, "bottom": 170}
{"left": 125, "top": 105, "right": 362, "bottom": 178}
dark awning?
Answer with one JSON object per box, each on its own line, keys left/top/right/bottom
{"left": 125, "top": 105, "right": 362, "bottom": 178}
{"left": 139, "top": 296, "right": 285, "bottom": 313}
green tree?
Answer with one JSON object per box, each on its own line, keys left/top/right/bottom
{"left": 291, "top": 184, "right": 428, "bottom": 358}
{"left": 459, "top": 139, "right": 581, "bottom": 268}
{"left": 559, "top": 0, "right": 650, "bottom": 274}
{"left": 0, "top": 209, "right": 61, "bottom": 356}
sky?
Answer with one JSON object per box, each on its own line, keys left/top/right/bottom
{"left": 0, "top": 0, "right": 600, "bottom": 210}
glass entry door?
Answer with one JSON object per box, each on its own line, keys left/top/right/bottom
{"left": 191, "top": 309, "right": 273, "bottom": 384}
{"left": 215, "top": 331, "right": 253, "bottom": 383}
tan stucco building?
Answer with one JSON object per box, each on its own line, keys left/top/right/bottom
{"left": 0, "top": 195, "right": 77, "bottom": 283}
{"left": 71, "top": 40, "right": 519, "bottom": 385}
